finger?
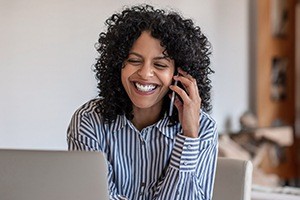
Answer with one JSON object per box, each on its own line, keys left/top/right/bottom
{"left": 169, "top": 84, "right": 190, "bottom": 103}
{"left": 173, "top": 95, "right": 183, "bottom": 112}
{"left": 174, "top": 75, "right": 199, "bottom": 99}
{"left": 177, "top": 68, "right": 200, "bottom": 97}
{"left": 178, "top": 68, "right": 195, "bottom": 82}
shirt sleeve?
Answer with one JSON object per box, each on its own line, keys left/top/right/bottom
{"left": 153, "top": 118, "right": 218, "bottom": 200}
{"left": 67, "top": 109, "right": 101, "bottom": 152}
{"left": 67, "top": 107, "right": 130, "bottom": 200}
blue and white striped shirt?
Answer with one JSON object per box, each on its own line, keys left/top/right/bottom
{"left": 67, "top": 99, "right": 218, "bottom": 200}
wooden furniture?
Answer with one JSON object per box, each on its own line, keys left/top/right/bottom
{"left": 254, "top": 0, "right": 297, "bottom": 180}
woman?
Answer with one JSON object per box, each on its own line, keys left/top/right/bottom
{"left": 67, "top": 4, "right": 218, "bottom": 200}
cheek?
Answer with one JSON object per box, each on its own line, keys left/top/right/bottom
{"left": 121, "top": 69, "right": 129, "bottom": 90}
{"left": 161, "top": 71, "right": 175, "bottom": 86}
{"left": 121, "top": 66, "right": 132, "bottom": 83}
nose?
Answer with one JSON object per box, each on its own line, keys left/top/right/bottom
{"left": 137, "top": 62, "right": 154, "bottom": 78}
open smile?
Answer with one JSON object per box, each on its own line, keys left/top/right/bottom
{"left": 134, "top": 82, "right": 158, "bottom": 92}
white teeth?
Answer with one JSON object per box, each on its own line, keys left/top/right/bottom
{"left": 135, "top": 82, "right": 156, "bottom": 92}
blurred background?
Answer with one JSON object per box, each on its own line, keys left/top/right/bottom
{"left": 1, "top": 0, "right": 300, "bottom": 198}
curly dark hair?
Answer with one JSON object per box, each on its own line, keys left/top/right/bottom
{"left": 94, "top": 4, "right": 214, "bottom": 123}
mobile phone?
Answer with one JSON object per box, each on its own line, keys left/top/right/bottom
{"left": 168, "top": 79, "right": 178, "bottom": 117}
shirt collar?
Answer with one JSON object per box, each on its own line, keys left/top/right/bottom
{"left": 155, "top": 116, "right": 181, "bottom": 139}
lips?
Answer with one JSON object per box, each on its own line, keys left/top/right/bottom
{"left": 134, "top": 82, "right": 158, "bottom": 92}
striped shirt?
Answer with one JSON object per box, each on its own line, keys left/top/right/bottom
{"left": 67, "top": 99, "right": 218, "bottom": 200}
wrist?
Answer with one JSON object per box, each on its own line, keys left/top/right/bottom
{"left": 183, "top": 128, "right": 199, "bottom": 138}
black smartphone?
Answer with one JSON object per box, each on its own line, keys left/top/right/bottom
{"left": 168, "top": 74, "right": 178, "bottom": 117}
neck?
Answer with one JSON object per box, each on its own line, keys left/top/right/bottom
{"left": 131, "top": 106, "right": 162, "bottom": 131}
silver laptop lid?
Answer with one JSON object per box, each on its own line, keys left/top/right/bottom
{"left": 0, "top": 149, "right": 109, "bottom": 200}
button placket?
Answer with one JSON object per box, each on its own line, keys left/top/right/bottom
{"left": 139, "top": 128, "right": 148, "bottom": 199}
{"left": 139, "top": 181, "right": 146, "bottom": 197}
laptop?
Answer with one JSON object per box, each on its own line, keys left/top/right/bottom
{"left": 0, "top": 149, "right": 109, "bottom": 200}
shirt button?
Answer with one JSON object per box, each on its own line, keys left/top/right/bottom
{"left": 183, "top": 161, "right": 188, "bottom": 165}
{"left": 141, "top": 182, "right": 146, "bottom": 187}
{"left": 187, "top": 145, "right": 192, "bottom": 149}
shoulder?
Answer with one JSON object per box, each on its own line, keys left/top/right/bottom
{"left": 68, "top": 99, "right": 105, "bottom": 150}
{"left": 199, "top": 111, "right": 218, "bottom": 139}
{"left": 73, "top": 98, "right": 101, "bottom": 115}
{"left": 71, "top": 98, "right": 103, "bottom": 124}
{"left": 200, "top": 111, "right": 216, "bottom": 127}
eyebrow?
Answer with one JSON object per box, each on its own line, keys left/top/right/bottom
{"left": 128, "top": 52, "right": 172, "bottom": 62}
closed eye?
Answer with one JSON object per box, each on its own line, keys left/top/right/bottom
{"left": 126, "top": 59, "right": 142, "bottom": 65}
{"left": 154, "top": 63, "right": 168, "bottom": 69}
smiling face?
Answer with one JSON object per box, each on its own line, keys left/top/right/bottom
{"left": 121, "top": 31, "right": 175, "bottom": 113}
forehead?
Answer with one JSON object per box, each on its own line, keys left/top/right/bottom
{"left": 129, "top": 31, "right": 166, "bottom": 56}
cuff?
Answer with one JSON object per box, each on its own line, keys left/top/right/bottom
{"left": 170, "top": 134, "right": 200, "bottom": 172}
